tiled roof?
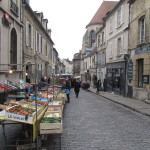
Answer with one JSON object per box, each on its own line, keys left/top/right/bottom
{"left": 86, "top": 1, "right": 118, "bottom": 28}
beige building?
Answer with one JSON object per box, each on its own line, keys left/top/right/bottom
{"left": 80, "top": 1, "right": 118, "bottom": 85}
{"left": 97, "top": 26, "right": 106, "bottom": 88}
{"left": 0, "top": 0, "right": 23, "bottom": 83}
{"left": 128, "top": 0, "right": 150, "bottom": 100}
{"left": 104, "top": 0, "right": 129, "bottom": 96}
{"left": 62, "top": 58, "right": 73, "bottom": 75}
{"left": 23, "top": 3, "right": 54, "bottom": 83}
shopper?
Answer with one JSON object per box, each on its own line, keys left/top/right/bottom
{"left": 65, "top": 80, "right": 71, "bottom": 103}
{"left": 74, "top": 80, "right": 81, "bottom": 98}
{"left": 96, "top": 80, "right": 100, "bottom": 94}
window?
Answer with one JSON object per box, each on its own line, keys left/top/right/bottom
{"left": 45, "top": 42, "right": 48, "bottom": 56}
{"left": 137, "top": 59, "right": 143, "bottom": 88}
{"left": 117, "top": 7, "right": 122, "bottom": 27}
{"left": 37, "top": 33, "right": 39, "bottom": 52}
{"left": 110, "top": 42, "right": 113, "bottom": 58}
{"left": 28, "top": 24, "right": 31, "bottom": 47}
{"left": 117, "top": 37, "right": 122, "bottom": 56}
{"left": 90, "top": 30, "right": 96, "bottom": 47}
{"left": 10, "top": 28, "right": 17, "bottom": 70}
{"left": 139, "top": 17, "right": 145, "bottom": 44}
{"left": 102, "top": 32, "right": 104, "bottom": 44}
{"left": 109, "top": 17, "right": 113, "bottom": 33}
{"left": 40, "top": 36, "right": 42, "bottom": 53}
{"left": 10, "top": 0, "right": 18, "bottom": 15}
{"left": 98, "top": 35, "right": 100, "bottom": 47}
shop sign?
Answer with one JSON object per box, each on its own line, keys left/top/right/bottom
{"left": 135, "top": 46, "right": 150, "bottom": 54}
{"left": 128, "top": 60, "right": 133, "bottom": 81}
{"left": 2, "top": 13, "right": 10, "bottom": 26}
{"left": 143, "top": 75, "right": 149, "bottom": 83}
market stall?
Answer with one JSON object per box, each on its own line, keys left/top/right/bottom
{"left": 0, "top": 84, "right": 66, "bottom": 148}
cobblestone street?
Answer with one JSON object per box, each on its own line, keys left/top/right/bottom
{"left": 45, "top": 89, "right": 150, "bottom": 150}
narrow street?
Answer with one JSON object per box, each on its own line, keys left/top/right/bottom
{"left": 44, "top": 89, "right": 150, "bottom": 150}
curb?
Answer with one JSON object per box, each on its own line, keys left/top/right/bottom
{"left": 87, "top": 89, "right": 150, "bottom": 118}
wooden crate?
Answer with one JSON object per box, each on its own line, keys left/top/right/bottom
{"left": 47, "top": 105, "right": 63, "bottom": 112}
{"left": 4, "top": 106, "right": 41, "bottom": 124}
{"left": 40, "top": 111, "right": 63, "bottom": 134}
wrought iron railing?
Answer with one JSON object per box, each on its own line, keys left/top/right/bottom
{"left": 10, "top": 0, "right": 18, "bottom": 16}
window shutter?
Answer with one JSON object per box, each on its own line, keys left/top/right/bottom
{"left": 26, "top": 21, "right": 29, "bottom": 47}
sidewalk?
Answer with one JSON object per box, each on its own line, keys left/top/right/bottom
{"left": 88, "top": 87, "right": 150, "bottom": 117}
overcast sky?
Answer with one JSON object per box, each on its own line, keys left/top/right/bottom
{"left": 30, "top": 0, "right": 114, "bottom": 60}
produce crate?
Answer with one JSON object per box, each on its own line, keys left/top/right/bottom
{"left": 4, "top": 105, "right": 40, "bottom": 124}
{"left": 40, "top": 111, "right": 63, "bottom": 134}
{"left": 47, "top": 104, "right": 63, "bottom": 112}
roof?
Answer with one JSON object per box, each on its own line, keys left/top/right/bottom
{"left": 73, "top": 52, "right": 81, "bottom": 60}
{"left": 86, "top": 1, "right": 118, "bottom": 28}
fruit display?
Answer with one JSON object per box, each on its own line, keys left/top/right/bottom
{"left": 6, "top": 105, "right": 35, "bottom": 116}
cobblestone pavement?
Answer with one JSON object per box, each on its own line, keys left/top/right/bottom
{"left": 44, "top": 89, "right": 150, "bottom": 150}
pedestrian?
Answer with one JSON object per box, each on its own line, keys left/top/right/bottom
{"left": 74, "top": 80, "right": 81, "bottom": 98}
{"left": 65, "top": 80, "right": 71, "bottom": 103}
{"left": 103, "top": 78, "right": 107, "bottom": 92}
{"left": 96, "top": 80, "right": 100, "bottom": 94}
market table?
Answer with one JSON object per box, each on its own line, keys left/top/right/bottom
{"left": 0, "top": 105, "right": 47, "bottom": 142}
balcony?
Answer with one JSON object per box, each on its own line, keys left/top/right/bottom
{"left": 10, "top": 0, "right": 18, "bottom": 16}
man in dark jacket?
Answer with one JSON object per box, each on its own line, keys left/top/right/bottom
{"left": 74, "top": 80, "right": 81, "bottom": 98}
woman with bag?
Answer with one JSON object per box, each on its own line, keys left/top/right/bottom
{"left": 65, "top": 80, "right": 71, "bottom": 103}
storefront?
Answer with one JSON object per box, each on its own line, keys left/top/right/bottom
{"left": 106, "top": 61, "right": 126, "bottom": 96}
{"left": 131, "top": 45, "right": 150, "bottom": 100}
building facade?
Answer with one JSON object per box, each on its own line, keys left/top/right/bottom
{"left": 0, "top": 0, "right": 24, "bottom": 83}
{"left": 23, "top": 3, "right": 54, "bottom": 83}
{"left": 72, "top": 52, "right": 81, "bottom": 77}
{"left": 80, "top": 1, "right": 118, "bottom": 86}
{"left": 105, "top": 0, "right": 129, "bottom": 96}
{"left": 62, "top": 58, "right": 73, "bottom": 75}
{"left": 128, "top": 0, "right": 150, "bottom": 100}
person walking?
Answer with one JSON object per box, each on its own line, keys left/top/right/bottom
{"left": 74, "top": 80, "right": 81, "bottom": 98}
{"left": 65, "top": 80, "right": 71, "bottom": 103}
{"left": 96, "top": 80, "right": 100, "bottom": 94}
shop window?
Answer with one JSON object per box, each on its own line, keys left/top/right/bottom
{"left": 139, "top": 16, "right": 145, "bottom": 44}
{"left": 137, "top": 59, "right": 143, "bottom": 88}
{"left": 10, "top": 28, "right": 17, "bottom": 70}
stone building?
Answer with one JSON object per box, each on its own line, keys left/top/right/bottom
{"left": 0, "top": 0, "right": 24, "bottom": 83}
{"left": 80, "top": 1, "right": 118, "bottom": 85}
{"left": 97, "top": 25, "right": 106, "bottom": 88}
{"left": 104, "top": 0, "right": 129, "bottom": 96}
{"left": 128, "top": 0, "right": 150, "bottom": 100}
{"left": 62, "top": 58, "right": 73, "bottom": 75}
{"left": 72, "top": 52, "right": 81, "bottom": 77}
{"left": 23, "top": 3, "right": 54, "bottom": 83}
